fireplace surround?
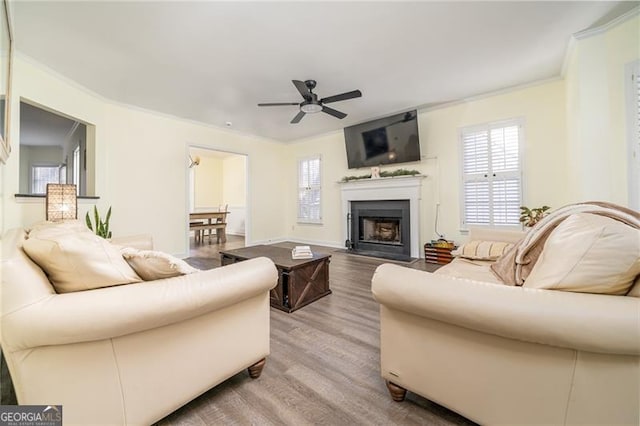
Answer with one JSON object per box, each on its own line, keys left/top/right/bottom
{"left": 340, "top": 175, "right": 424, "bottom": 259}
{"left": 349, "top": 200, "right": 411, "bottom": 260}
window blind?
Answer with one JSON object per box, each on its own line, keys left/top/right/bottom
{"left": 298, "top": 156, "right": 322, "bottom": 223}
{"left": 461, "top": 121, "right": 522, "bottom": 228}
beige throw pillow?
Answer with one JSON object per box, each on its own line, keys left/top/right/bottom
{"left": 28, "top": 220, "right": 91, "bottom": 239}
{"left": 627, "top": 275, "right": 640, "bottom": 297}
{"left": 120, "top": 247, "right": 199, "bottom": 281}
{"left": 23, "top": 232, "right": 142, "bottom": 293}
{"left": 452, "top": 240, "right": 514, "bottom": 261}
{"left": 524, "top": 213, "right": 640, "bottom": 295}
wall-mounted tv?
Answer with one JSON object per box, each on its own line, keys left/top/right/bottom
{"left": 344, "top": 110, "right": 421, "bottom": 169}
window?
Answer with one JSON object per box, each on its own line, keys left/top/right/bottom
{"left": 31, "top": 165, "right": 60, "bottom": 194}
{"left": 297, "top": 156, "right": 322, "bottom": 223}
{"left": 73, "top": 146, "right": 80, "bottom": 193}
{"left": 460, "top": 119, "right": 522, "bottom": 228}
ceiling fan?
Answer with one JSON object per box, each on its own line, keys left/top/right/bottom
{"left": 258, "top": 80, "right": 362, "bottom": 124}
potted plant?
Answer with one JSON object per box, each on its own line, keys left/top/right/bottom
{"left": 86, "top": 206, "right": 112, "bottom": 239}
{"left": 519, "top": 205, "right": 551, "bottom": 228}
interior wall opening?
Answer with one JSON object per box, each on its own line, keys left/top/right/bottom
{"left": 187, "top": 146, "right": 248, "bottom": 254}
{"left": 18, "top": 100, "right": 96, "bottom": 197}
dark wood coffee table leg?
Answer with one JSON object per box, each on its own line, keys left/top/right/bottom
{"left": 248, "top": 358, "right": 266, "bottom": 379}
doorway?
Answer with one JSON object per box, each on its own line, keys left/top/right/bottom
{"left": 187, "top": 146, "right": 248, "bottom": 256}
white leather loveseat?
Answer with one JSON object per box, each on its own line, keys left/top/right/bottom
{"left": 373, "top": 217, "right": 640, "bottom": 426}
{"left": 1, "top": 224, "right": 278, "bottom": 425}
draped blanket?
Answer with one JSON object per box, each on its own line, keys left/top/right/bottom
{"left": 490, "top": 202, "right": 640, "bottom": 286}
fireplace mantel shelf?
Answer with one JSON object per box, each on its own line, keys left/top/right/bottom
{"left": 338, "top": 175, "right": 426, "bottom": 188}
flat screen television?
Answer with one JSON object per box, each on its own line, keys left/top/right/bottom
{"left": 344, "top": 110, "right": 421, "bottom": 169}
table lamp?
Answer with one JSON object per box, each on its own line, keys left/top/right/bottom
{"left": 46, "top": 183, "right": 77, "bottom": 221}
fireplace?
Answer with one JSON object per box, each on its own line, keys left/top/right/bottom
{"left": 340, "top": 175, "right": 423, "bottom": 258}
{"left": 349, "top": 200, "right": 411, "bottom": 261}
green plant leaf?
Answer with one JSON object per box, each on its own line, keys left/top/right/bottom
{"left": 85, "top": 212, "right": 92, "bottom": 231}
{"left": 93, "top": 206, "right": 100, "bottom": 230}
{"left": 104, "top": 207, "right": 112, "bottom": 236}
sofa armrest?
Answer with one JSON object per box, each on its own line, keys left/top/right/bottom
{"left": 372, "top": 264, "right": 640, "bottom": 355}
{"left": 2, "top": 257, "right": 278, "bottom": 351}
{"left": 109, "top": 234, "right": 154, "bottom": 250}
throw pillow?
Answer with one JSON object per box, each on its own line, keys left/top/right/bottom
{"left": 452, "top": 240, "right": 514, "bottom": 261}
{"left": 120, "top": 247, "right": 199, "bottom": 281}
{"left": 28, "top": 220, "right": 91, "bottom": 239}
{"left": 524, "top": 213, "right": 640, "bottom": 295}
{"left": 23, "top": 232, "right": 142, "bottom": 293}
{"left": 627, "top": 275, "right": 640, "bottom": 297}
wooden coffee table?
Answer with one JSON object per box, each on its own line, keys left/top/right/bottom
{"left": 220, "top": 245, "right": 331, "bottom": 313}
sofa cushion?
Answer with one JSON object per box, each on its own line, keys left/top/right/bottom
{"left": 524, "top": 213, "right": 640, "bottom": 295}
{"left": 452, "top": 240, "right": 514, "bottom": 261}
{"left": 120, "top": 247, "right": 199, "bottom": 281}
{"left": 23, "top": 231, "right": 142, "bottom": 293}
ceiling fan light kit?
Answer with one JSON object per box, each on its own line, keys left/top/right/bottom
{"left": 258, "top": 79, "right": 362, "bottom": 124}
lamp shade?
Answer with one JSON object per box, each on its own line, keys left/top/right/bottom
{"left": 46, "top": 184, "right": 78, "bottom": 221}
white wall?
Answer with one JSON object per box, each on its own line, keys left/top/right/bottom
{"left": 565, "top": 14, "right": 639, "bottom": 204}
{"left": 222, "top": 155, "right": 247, "bottom": 235}
{"left": 2, "top": 56, "right": 288, "bottom": 255}
{"left": 285, "top": 79, "right": 567, "bottom": 248}
{"left": 193, "top": 155, "right": 223, "bottom": 210}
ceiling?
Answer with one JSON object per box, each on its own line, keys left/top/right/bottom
{"left": 12, "top": 1, "right": 637, "bottom": 143}
{"left": 20, "top": 102, "right": 78, "bottom": 147}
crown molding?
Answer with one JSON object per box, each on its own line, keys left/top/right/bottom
{"left": 561, "top": 6, "right": 639, "bottom": 77}
{"left": 573, "top": 5, "right": 639, "bottom": 41}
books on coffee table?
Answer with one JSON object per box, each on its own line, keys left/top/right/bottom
{"left": 292, "top": 245, "right": 313, "bottom": 259}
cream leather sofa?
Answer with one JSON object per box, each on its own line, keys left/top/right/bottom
{"left": 1, "top": 227, "right": 278, "bottom": 425}
{"left": 372, "top": 228, "right": 640, "bottom": 426}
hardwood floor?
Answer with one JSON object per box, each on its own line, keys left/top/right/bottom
{"left": 155, "top": 236, "right": 475, "bottom": 425}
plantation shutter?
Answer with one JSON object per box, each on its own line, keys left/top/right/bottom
{"left": 461, "top": 120, "right": 522, "bottom": 228}
{"left": 298, "top": 156, "right": 322, "bottom": 223}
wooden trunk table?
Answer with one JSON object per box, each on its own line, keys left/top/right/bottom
{"left": 220, "top": 245, "right": 331, "bottom": 313}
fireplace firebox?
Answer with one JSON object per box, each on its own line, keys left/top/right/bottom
{"left": 349, "top": 200, "right": 411, "bottom": 261}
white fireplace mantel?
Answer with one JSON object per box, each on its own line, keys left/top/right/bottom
{"left": 340, "top": 175, "right": 425, "bottom": 258}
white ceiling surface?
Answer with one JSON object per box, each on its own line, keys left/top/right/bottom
{"left": 20, "top": 102, "right": 77, "bottom": 147}
{"left": 12, "top": 1, "right": 635, "bottom": 143}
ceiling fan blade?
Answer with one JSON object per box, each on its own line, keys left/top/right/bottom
{"left": 320, "top": 89, "right": 362, "bottom": 104}
{"left": 322, "top": 106, "right": 347, "bottom": 119}
{"left": 258, "top": 102, "right": 299, "bottom": 107}
{"left": 291, "top": 110, "right": 306, "bottom": 124}
{"left": 292, "top": 80, "right": 311, "bottom": 100}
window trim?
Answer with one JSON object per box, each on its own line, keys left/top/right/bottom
{"left": 458, "top": 117, "right": 525, "bottom": 231}
{"left": 297, "top": 154, "right": 322, "bottom": 225}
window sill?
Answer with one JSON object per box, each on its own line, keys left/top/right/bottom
{"left": 297, "top": 220, "right": 323, "bottom": 226}
{"left": 15, "top": 194, "right": 100, "bottom": 202}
